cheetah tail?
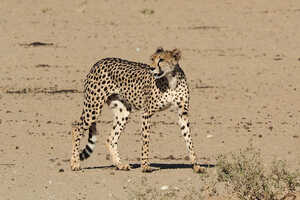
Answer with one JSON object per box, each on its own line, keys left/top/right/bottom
{"left": 79, "top": 131, "right": 97, "bottom": 161}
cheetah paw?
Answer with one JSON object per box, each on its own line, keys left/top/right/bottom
{"left": 71, "top": 164, "right": 81, "bottom": 171}
{"left": 116, "top": 164, "right": 131, "bottom": 171}
{"left": 70, "top": 159, "right": 81, "bottom": 171}
{"left": 141, "top": 165, "right": 158, "bottom": 173}
{"left": 193, "top": 164, "right": 205, "bottom": 173}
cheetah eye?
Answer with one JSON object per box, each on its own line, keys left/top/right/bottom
{"left": 158, "top": 58, "right": 164, "bottom": 67}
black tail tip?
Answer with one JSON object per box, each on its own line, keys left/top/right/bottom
{"left": 79, "top": 149, "right": 90, "bottom": 161}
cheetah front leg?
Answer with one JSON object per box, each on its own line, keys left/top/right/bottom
{"left": 177, "top": 102, "right": 205, "bottom": 173}
{"left": 140, "top": 112, "right": 157, "bottom": 173}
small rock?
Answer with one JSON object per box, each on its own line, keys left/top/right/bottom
{"left": 141, "top": 9, "right": 154, "bottom": 15}
{"left": 58, "top": 168, "right": 64, "bottom": 173}
{"left": 206, "top": 134, "right": 213, "bottom": 138}
{"left": 160, "top": 185, "right": 169, "bottom": 190}
{"left": 174, "top": 186, "right": 180, "bottom": 191}
{"left": 136, "top": 47, "right": 140, "bottom": 52}
{"left": 166, "top": 155, "right": 175, "bottom": 160}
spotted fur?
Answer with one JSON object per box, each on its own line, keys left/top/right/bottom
{"left": 71, "top": 48, "right": 204, "bottom": 173}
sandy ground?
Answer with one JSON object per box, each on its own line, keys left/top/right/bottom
{"left": 0, "top": 0, "right": 300, "bottom": 199}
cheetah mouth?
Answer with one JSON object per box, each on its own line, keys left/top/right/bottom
{"left": 153, "top": 70, "right": 165, "bottom": 79}
{"left": 150, "top": 66, "right": 165, "bottom": 79}
{"left": 156, "top": 70, "right": 164, "bottom": 77}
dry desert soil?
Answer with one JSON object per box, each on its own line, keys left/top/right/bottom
{"left": 0, "top": 0, "right": 299, "bottom": 199}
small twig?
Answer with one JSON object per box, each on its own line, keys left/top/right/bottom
{"left": 0, "top": 163, "right": 15, "bottom": 166}
{"left": 195, "top": 85, "right": 215, "bottom": 89}
{"left": 196, "top": 85, "right": 215, "bottom": 89}
{"left": 6, "top": 88, "right": 83, "bottom": 94}
{"left": 35, "top": 64, "right": 51, "bottom": 68}
{"left": 19, "top": 41, "right": 54, "bottom": 47}
{"left": 188, "top": 26, "right": 223, "bottom": 30}
{"left": 46, "top": 89, "right": 82, "bottom": 94}
{"left": 6, "top": 89, "right": 28, "bottom": 94}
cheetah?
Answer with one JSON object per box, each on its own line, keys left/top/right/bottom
{"left": 71, "top": 47, "right": 204, "bottom": 173}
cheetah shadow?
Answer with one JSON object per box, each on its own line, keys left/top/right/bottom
{"left": 131, "top": 163, "right": 215, "bottom": 170}
{"left": 83, "top": 163, "right": 215, "bottom": 171}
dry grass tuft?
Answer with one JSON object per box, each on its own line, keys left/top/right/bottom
{"left": 217, "top": 146, "right": 300, "bottom": 200}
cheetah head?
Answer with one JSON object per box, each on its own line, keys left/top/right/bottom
{"left": 150, "top": 47, "right": 181, "bottom": 79}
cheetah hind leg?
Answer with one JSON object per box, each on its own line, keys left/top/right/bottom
{"left": 106, "top": 99, "right": 131, "bottom": 171}
{"left": 71, "top": 122, "right": 84, "bottom": 171}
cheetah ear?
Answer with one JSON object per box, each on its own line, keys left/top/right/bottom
{"left": 150, "top": 53, "right": 156, "bottom": 62}
{"left": 155, "top": 47, "right": 164, "bottom": 53}
{"left": 150, "top": 47, "right": 164, "bottom": 61}
{"left": 172, "top": 48, "right": 181, "bottom": 61}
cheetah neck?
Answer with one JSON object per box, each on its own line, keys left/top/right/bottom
{"left": 166, "top": 65, "right": 187, "bottom": 90}
{"left": 166, "top": 72, "right": 177, "bottom": 90}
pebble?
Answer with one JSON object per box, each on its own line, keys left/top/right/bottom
{"left": 160, "top": 185, "right": 169, "bottom": 190}
{"left": 174, "top": 186, "right": 180, "bottom": 191}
